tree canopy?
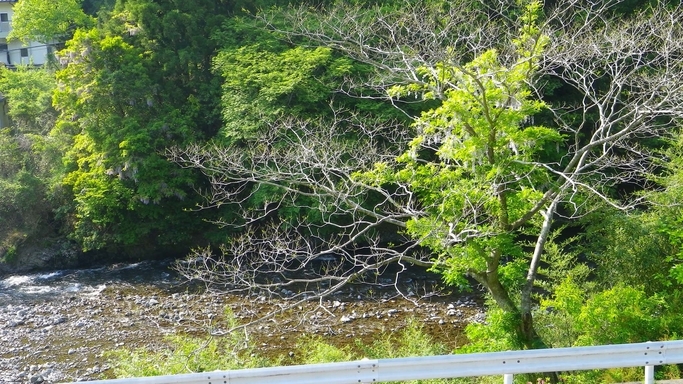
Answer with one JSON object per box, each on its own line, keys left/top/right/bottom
{"left": 8, "top": 0, "right": 93, "bottom": 43}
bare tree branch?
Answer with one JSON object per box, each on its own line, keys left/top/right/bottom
{"left": 171, "top": 0, "right": 683, "bottom": 347}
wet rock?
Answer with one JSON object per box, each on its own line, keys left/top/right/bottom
{"left": 468, "top": 312, "right": 487, "bottom": 324}
{"left": 73, "top": 318, "right": 89, "bottom": 328}
{"left": 51, "top": 315, "right": 68, "bottom": 325}
{"left": 6, "top": 318, "right": 24, "bottom": 327}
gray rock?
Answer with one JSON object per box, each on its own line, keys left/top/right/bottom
{"left": 5, "top": 320, "right": 17, "bottom": 328}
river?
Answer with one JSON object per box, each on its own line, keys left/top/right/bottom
{"left": 0, "top": 260, "right": 483, "bottom": 383}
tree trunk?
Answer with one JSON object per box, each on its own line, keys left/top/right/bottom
{"left": 519, "top": 199, "right": 558, "bottom": 348}
{"left": 470, "top": 265, "right": 518, "bottom": 314}
{"left": 475, "top": 270, "right": 549, "bottom": 349}
{"left": 519, "top": 200, "right": 560, "bottom": 382}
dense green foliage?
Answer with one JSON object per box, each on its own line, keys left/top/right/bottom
{"left": 3, "top": 0, "right": 683, "bottom": 381}
{"left": 8, "top": 0, "right": 93, "bottom": 43}
{"left": 45, "top": 0, "right": 246, "bottom": 253}
{"left": 214, "top": 44, "right": 352, "bottom": 141}
{"left": 0, "top": 66, "right": 62, "bottom": 262}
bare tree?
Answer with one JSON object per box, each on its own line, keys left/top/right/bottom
{"left": 170, "top": 0, "right": 683, "bottom": 349}
{"left": 169, "top": 114, "right": 437, "bottom": 328}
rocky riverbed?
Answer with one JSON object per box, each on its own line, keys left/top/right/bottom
{"left": 0, "top": 261, "right": 484, "bottom": 383}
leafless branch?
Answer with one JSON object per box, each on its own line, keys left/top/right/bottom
{"left": 170, "top": 0, "right": 683, "bottom": 336}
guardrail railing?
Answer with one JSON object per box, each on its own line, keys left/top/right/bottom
{"left": 63, "top": 340, "right": 683, "bottom": 384}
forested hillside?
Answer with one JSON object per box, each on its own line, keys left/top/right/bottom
{"left": 2, "top": 0, "right": 683, "bottom": 380}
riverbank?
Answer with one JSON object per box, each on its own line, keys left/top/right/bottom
{"left": 0, "top": 262, "right": 483, "bottom": 383}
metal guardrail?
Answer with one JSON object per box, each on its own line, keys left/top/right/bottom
{"left": 64, "top": 340, "right": 683, "bottom": 384}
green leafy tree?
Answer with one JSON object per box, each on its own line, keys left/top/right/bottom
{"left": 578, "top": 208, "right": 676, "bottom": 295}
{"left": 356, "top": 2, "right": 557, "bottom": 348}
{"left": 0, "top": 66, "right": 57, "bottom": 133}
{"left": 52, "top": 28, "right": 196, "bottom": 251}
{"left": 8, "top": 0, "right": 93, "bottom": 44}
{"left": 214, "top": 44, "right": 353, "bottom": 141}
{"left": 51, "top": 0, "right": 237, "bottom": 253}
{"left": 0, "top": 67, "right": 62, "bottom": 262}
{"left": 648, "top": 133, "right": 683, "bottom": 287}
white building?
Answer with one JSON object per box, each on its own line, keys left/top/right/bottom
{"left": 0, "top": 0, "right": 53, "bottom": 67}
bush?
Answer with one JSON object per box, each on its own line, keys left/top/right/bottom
{"left": 107, "top": 315, "right": 456, "bottom": 384}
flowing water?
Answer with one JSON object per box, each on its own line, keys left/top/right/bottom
{"left": 0, "top": 260, "right": 483, "bottom": 383}
{"left": 0, "top": 261, "right": 178, "bottom": 305}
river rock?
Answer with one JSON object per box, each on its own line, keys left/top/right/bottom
{"left": 0, "top": 259, "right": 484, "bottom": 382}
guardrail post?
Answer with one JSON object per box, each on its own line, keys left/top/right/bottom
{"left": 644, "top": 365, "right": 654, "bottom": 384}
{"left": 503, "top": 373, "right": 513, "bottom": 384}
